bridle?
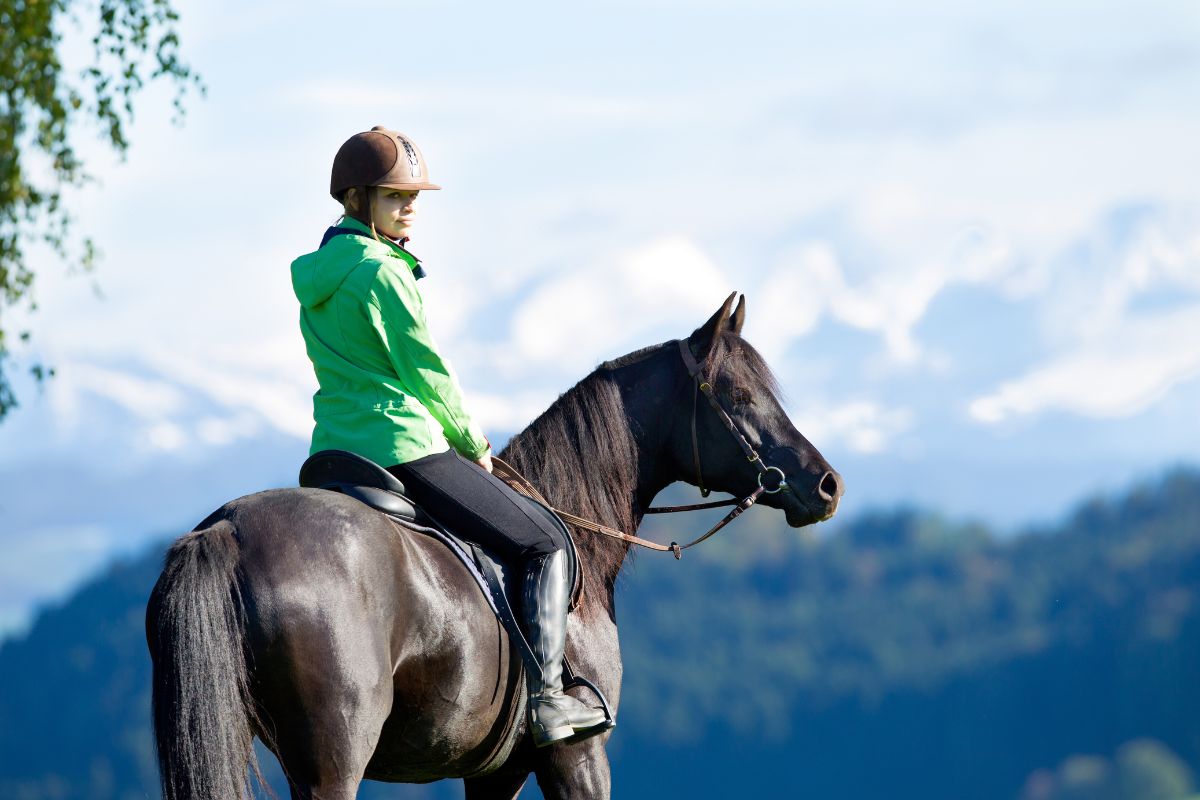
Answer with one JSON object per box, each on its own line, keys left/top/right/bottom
{"left": 675, "top": 337, "right": 787, "bottom": 502}
{"left": 491, "top": 338, "right": 788, "bottom": 559}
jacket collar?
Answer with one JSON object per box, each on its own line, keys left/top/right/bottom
{"left": 327, "top": 216, "right": 426, "bottom": 278}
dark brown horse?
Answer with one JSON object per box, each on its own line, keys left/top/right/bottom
{"left": 146, "top": 294, "right": 842, "bottom": 799}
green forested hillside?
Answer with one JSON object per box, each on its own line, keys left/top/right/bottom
{"left": 1, "top": 469, "right": 1198, "bottom": 799}
{"left": 615, "top": 469, "right": 1200, "bottom": 798}
{"left": 624, "top": 468, "right": 1200, "bottom": 734}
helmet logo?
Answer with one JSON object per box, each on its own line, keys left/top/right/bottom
{"left": 399, "top": 137, "right": 422, "bottom": 178}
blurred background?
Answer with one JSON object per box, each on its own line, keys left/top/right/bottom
{"left": 1, "top": 1, "right": 1198, "bottom": 798}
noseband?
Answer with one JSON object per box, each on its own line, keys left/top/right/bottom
{"left": 491, "top": 339, "right": 788, "bottom": 559}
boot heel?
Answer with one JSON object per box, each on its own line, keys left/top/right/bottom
{"left": 533, "top": 724, "right": 575, "bottom": 748}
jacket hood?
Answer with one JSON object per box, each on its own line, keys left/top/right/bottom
{"left": 291, "top": 217, "right": 392, "bottom": 308}
{"left": 291, "top": 242, "right": 363, "bottom": 308}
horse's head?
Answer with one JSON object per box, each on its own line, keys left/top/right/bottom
{"left": 670, "top": 292, "right": 843, "bottom": 527}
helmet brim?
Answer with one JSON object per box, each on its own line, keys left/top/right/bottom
{"left": 376, "top": 180, "right": 442, "bottom": 191}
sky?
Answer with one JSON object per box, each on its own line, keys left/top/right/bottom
{"left": 1, "top": 0, "right": 1199, "bottom": 634}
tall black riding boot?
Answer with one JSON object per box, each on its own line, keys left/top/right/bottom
{"left": 523, "top": 549, "right": 608, "bottom": 747}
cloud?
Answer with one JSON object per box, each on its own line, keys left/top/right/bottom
{"left": 970, "top": 305, "right": 1200, "bottom": 423}
{"left": 494, "top": 218, "right": 1021, "bottom": 382}
{"left": 4, "top": 349, "right": 310, "bottom": 464}
{"left": 62, "top": 363, "right": 188, "bottom": 420}
{"left": 971, "top": 206, "right": 1200, "bottom": 423}
{"left": 138, "top": 348, "right": 314, "bottom": 440}
{"left": 282, "top": 81, "right": 696, "bottom": 149}
{"left": 478, "top": 233, "right": 921, "bottom": 456}
{"left": 754, "top": 224, "right": 1017, "bottom": 366}
{"left": 792, "top": 400, "right": 915, "bottom": 455}
{"left": 503, "top": 236, "right": 733, "bottom": 374}
{"left": 1040, "top": 206, "right": 1200, "bottom": 343}
{"left": 463, "top": 390, "right": 561, "bottom": 439}
{"left": 470, "top": 224, "right": 1016, "bottom": 455}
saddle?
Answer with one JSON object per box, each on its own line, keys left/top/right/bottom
{"left": 297, "top": 449, "right": 614, "bottom": 763}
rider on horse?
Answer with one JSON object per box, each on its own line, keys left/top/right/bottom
{"left": 289, "top": 126, "right": 608, "bottom": 748}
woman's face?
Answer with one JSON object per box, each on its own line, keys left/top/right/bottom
{"left": 369, "top": 188, "right": 419, "bottom": 241}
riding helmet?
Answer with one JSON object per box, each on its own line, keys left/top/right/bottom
{"left": 330, "top": 126, "right": 441, "bottom": 199}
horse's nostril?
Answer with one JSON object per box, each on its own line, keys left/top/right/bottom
{"left": 818, "top": 471, "right": 841, "bottom": 502}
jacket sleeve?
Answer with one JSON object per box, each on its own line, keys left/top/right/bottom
{"left": 367, "top": 260, "right": 491, "bottom": 460}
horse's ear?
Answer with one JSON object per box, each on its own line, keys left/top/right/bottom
{"left": 688, "top": 291, "right": 738, "bottom": 361}
{"left": 729, "top": 294, "right": 746, "bottom": 334}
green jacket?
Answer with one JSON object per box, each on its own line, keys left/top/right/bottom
{"left": 291, "top": 216, "right": 490, "bottom": 466}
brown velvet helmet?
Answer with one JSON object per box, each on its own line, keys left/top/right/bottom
{"left": 329, "top": 126, "right": 441, "bottom": 199}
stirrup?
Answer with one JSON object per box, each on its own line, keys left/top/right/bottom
{"left": 558, "top": 673, "right": 616, "bottom": 744}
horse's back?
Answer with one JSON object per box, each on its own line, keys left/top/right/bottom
{"left": 221, "top": 487, "right": 491, "bottom": 646}
{"left": 208, "top": 487, "right": 521, "bottom": 782}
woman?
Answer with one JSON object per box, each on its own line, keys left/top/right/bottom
{"left": 290, "top": 126, "right": 607, "bottom": 747}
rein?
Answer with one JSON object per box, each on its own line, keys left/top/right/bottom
{"left": 492, "top": 339, "right": 787, "bottom": 559}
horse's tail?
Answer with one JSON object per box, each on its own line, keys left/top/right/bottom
{"left": 146, "top": 518, "right": 263, "bottom": 800}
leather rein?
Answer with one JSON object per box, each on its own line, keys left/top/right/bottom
{"left": 491, "top": 339, "right": 787, "bottom": 559}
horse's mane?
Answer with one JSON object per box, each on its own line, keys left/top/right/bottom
{"left": 499, "top": 348, "right": 654, "bottom": 617}
{"left": 499, "top": 331, "right": 782, "bottom": 617}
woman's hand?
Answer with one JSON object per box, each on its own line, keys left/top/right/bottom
{"left": 475, "top": 454, "right": 494, "bottom": 473}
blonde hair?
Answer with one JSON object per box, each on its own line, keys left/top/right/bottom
{"left": 339, "top": 186, "right": 386, "bottom": 244}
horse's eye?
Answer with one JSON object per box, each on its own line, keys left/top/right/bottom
{"left": 731, "top": 386, "right": 752, "bottom": 407}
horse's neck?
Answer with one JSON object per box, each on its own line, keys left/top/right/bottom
{"left": 621, "top": 356, "right": 684, "bottom": 521}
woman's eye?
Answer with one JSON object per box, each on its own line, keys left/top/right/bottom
{"left": 731, "top": 386, "right": 751, "bottom": 407}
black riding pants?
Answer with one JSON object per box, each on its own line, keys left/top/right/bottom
{"left": 387, "top": 449, "right": 565, "bottom": 563}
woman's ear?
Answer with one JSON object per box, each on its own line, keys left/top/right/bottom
{"left": 343, "top": 187, "right": 360, "bottom": 213}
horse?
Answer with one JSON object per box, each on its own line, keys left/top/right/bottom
{"left": 146, "top": 293, "right": 843, "bottom": 799}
